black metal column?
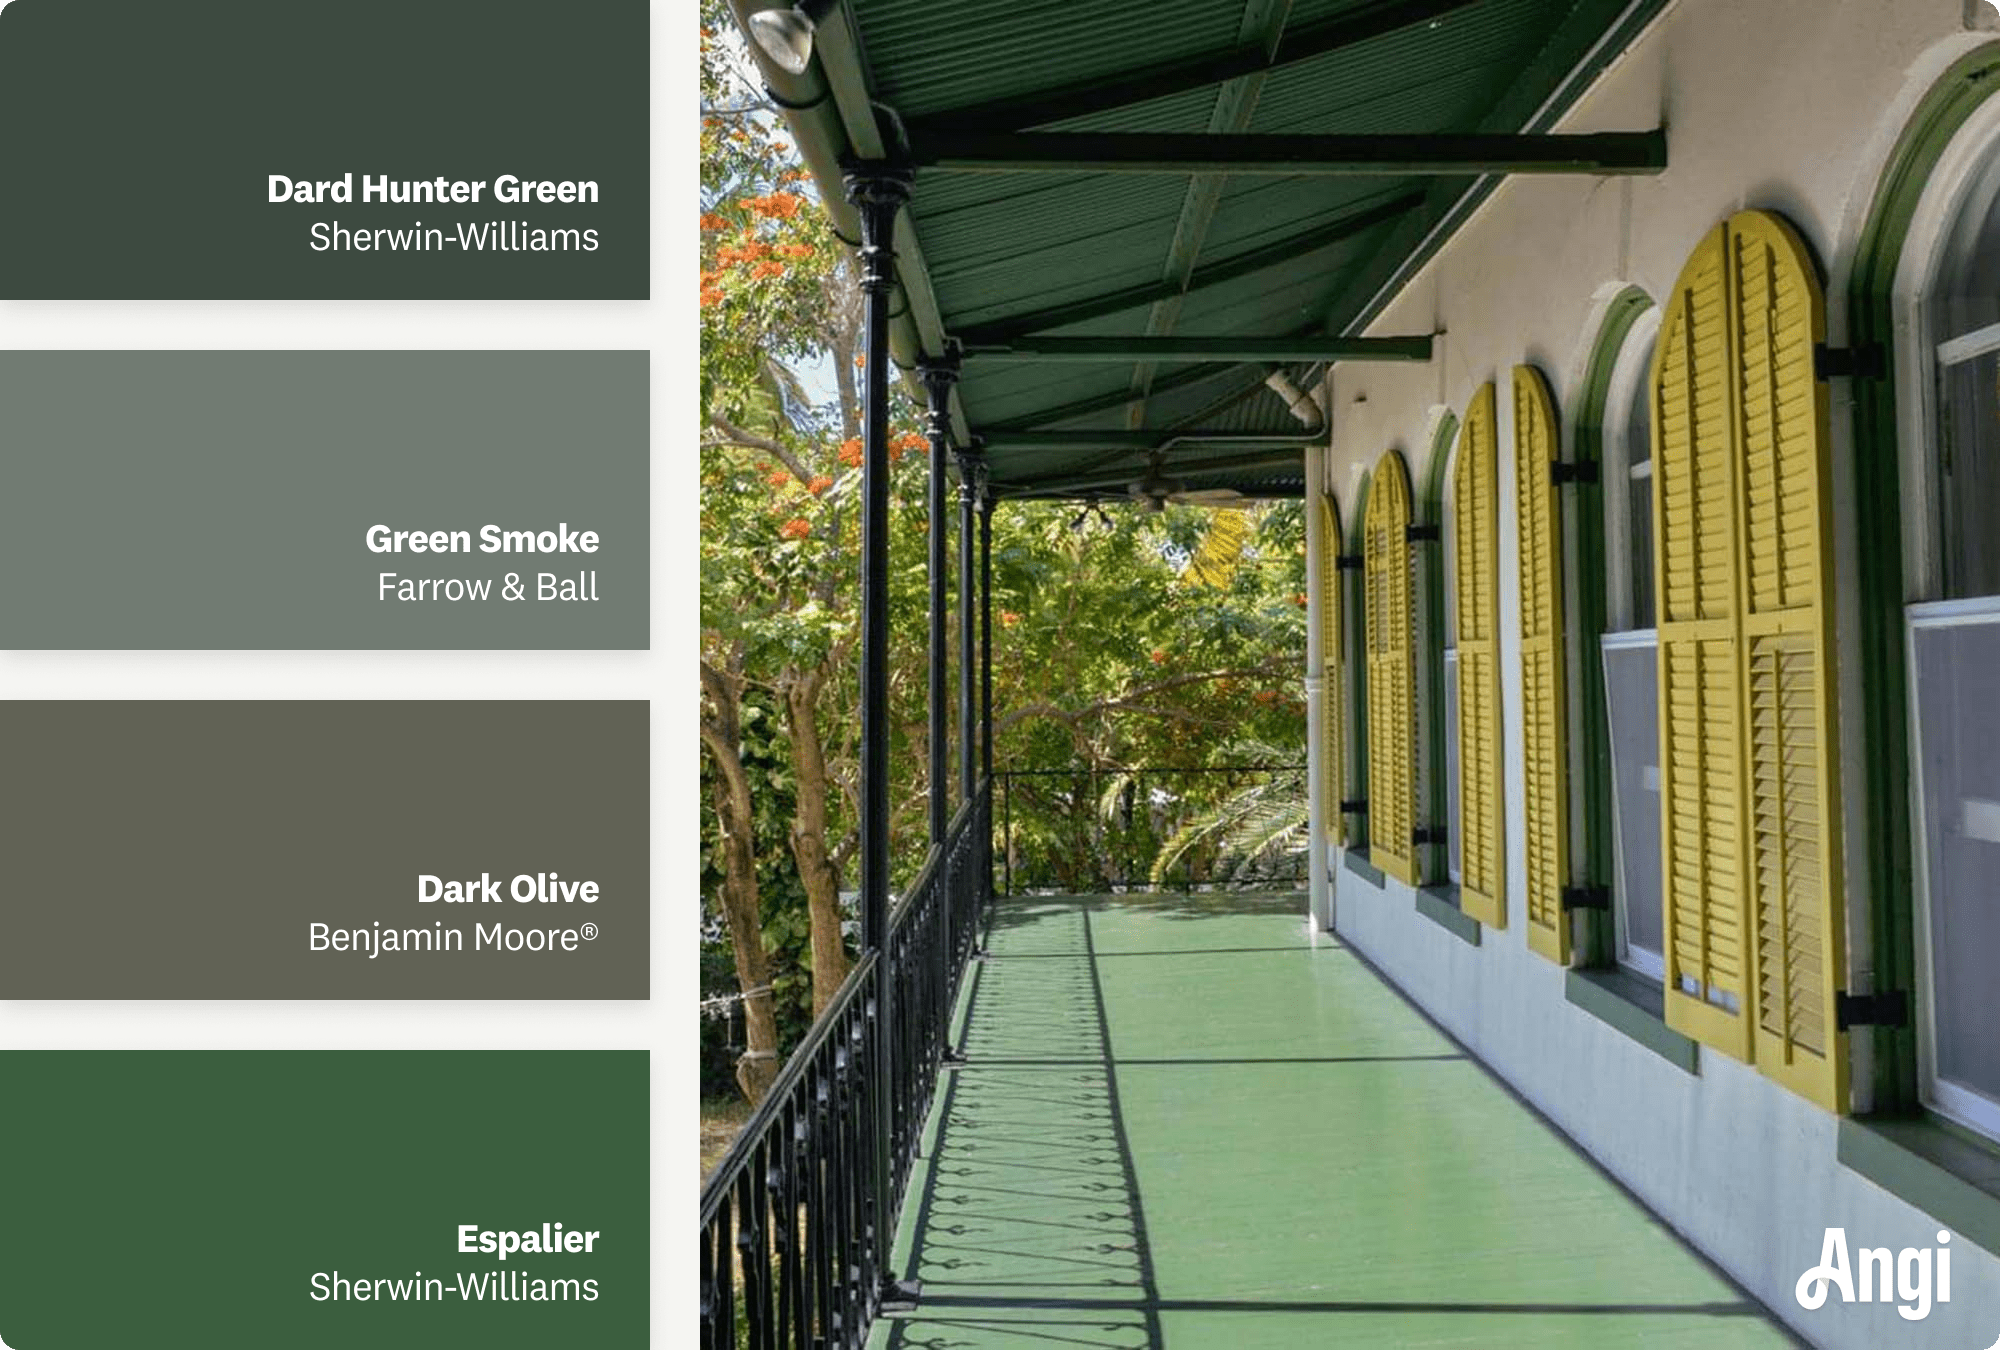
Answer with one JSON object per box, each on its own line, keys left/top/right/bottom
{"left": 921, "top": 359, "right": 958, "bottom": 846}
{"left": 954, "top": 445, "right": 981, "bottom": 806}
{"left": 979, "top": 486, "right": 995, "bottom": 789}
{"left": 843, "top": 161, "right": 911, "bottom": 1308}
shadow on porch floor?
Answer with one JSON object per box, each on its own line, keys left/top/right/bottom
{"left": 872, "top": 892, "right": 1800, "bottom": 1349}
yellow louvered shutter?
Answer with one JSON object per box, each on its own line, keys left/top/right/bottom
{"left": 1656, "top": 220, "right": 1752, "bottom": 1060}
{"left": 1729, "top": 212, "right": 1846, "bottom": 1110}
{"left": 1319, "top": 495, "right": 1346, "bottom": 847}
{"left": 1515, "top": 367, "right": 1569, "bottom": 960}
{"left": 1365, "top": 453, "right": 1417, "bottom": 885}
{"left": 1454, "top": 385, "right": 1504, "bottom": 926}
{"left": 1652, "top": 210, "right": 1845, "bottom": 1104}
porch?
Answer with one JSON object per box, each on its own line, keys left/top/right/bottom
{"left": 872, "top": 891, "right": 1791, "bottom": 1347}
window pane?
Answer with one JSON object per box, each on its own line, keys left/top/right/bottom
{"left": 1444, "top": 648, "right": 1461, "bottom": 882}
{"left": 1912, "top": 610, "right": 2000, "bottom": 1126}
{"left": 1937, "top": 350, "right": 2000, "bottom": 599}
{"left": 1627, "top": 375, "right": 1656, "bottom": 628}
{"left": 1602, "top": 638, "right": 1663, "bottom": 971}
{"left": 1934, "top": 144, "right": 2000, "bottom": 340}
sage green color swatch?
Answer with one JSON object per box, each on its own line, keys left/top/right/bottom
{"left": 0, "top": 1052, "right": 648, "bottom": 1349}
{"left": 0, "top": 351, "right": 648, "bottom": 650}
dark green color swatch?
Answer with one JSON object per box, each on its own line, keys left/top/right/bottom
{"left": 0, "top": 1051, "right": 649, "bottom": 1349}
{"left": 0, "top": 0, "right": 647, "bottom": 297}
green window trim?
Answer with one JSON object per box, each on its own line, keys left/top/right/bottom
{"left": 1416, "top": 884, "right": 1482, "bottom": 946}
{"left": 1838, "top": 1114, "right": 2000, "bottom": 1260}
{"left": 1844, "top": 42, "right": 2000, "bottom": 1115}
{"left": 1564, "top": 967, "right": 1698, "bottom": 1074}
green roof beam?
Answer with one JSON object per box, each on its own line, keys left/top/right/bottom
{"left": 903, "top": 0, "right": 1484, "bottom": 136}
{"left": 912, "top": 130, "right": 1668, "bottom": 176}
{"left": 980, "top": 431, "right": 1308, "bottom": 451}
{"left": 963, "top": 335, "right": 1432, "bottom": 364}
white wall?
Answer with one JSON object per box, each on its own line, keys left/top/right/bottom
{"left": 1323, "top": 1, "right": 2000, "bottom": 1343}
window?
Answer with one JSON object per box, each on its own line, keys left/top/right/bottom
{"left": 1451, "top": 386, "right": 1503, "bottom": 925}
{"left": 1598, "top": 301, "right": 1666, "bottom": 981}
{"left": 1901, "top": 107, "right": 2000, "bottom": 1140}
{"left": 1514, "top": 365, "right": 1569, "bottom": 961}
{"left": 1441, "top": 439, "right": 1461, "bottom": 886}
{"left": 1654, "top": 210, "right": 1845, "bottom": 1111}
{"left": 1363, "top": 451, "right": 1419, "bottom": 887}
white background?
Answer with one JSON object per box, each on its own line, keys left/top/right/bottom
{"left": 0, "top": 3, "right": 700, "bottom": 1341}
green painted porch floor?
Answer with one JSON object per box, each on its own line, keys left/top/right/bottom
{"left": 874, "top": 893, "right": 1798, "bottom": 1349}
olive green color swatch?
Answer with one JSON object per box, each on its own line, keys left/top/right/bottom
{"left": 0, "top": 0, "right": 647, "bottom": 297}
{"left": 0, "top": 701, "right": 649, "bottom": 999}
{"left": 0, "top": 351, "right": 648, "bottom": 649}
{"left": 0, "top": 1051, "right": 648, "bottom": 1349}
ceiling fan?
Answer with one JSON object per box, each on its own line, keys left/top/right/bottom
{"left": 1126, "top": 451, "right": 1246, "bottom": 512}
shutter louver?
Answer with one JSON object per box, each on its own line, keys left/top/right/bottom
{"left": 1319, "top": 495, "right": 1346, "bottom": 848}
{"left": 1365, "top": 453, "right": 1418, "bottom": 886}
{"left": 1515, "top": 366, "right": 1569, "bottom": 961}
{"left": 1454, "top": 385, "right": 1504, "bottom": 926}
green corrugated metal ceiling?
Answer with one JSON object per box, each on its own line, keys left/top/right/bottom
{"left": 732, "top": 0, "right": 1664, "bottom": 500}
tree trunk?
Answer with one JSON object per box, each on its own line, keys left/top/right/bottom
{"left": 701, "top": 660, "right": 780, "bottom": 1105}
{"left": 784, "top": 662, "right": 852, "bottom": 1014}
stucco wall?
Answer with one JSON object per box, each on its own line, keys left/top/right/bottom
{"left": 1322, "top": 0, "right": 2000, "bottom": 1343}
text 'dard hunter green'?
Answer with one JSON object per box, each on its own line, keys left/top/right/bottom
{"left": 0, "top": 0, "right": 648, "bottom": 298}
{"left": 0, "top": 351, "right": 648, "bottom": 650}
{"left": 0, "top": 702, "right": 650, "bottom": 999}
{"left": 0, "top": 1052, "right": 649, "bottom": 1349}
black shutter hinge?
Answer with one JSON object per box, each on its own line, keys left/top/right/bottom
{"left": 1835, "top": 989, "right": 1910, "bottom": 1031}
{"left": 1406, "top": 524, "right": 1440, "bottom": 544}
{"left": 1551, "top": 460, "right": 1599, "bottom": 486}
{"left": 1339, "top": 798, "right": 1369, "bottom": 816}
{"left": 1561, "top": 884, "right": 1611, "bottom": 911}
{"left": 1336, "top": 554, "right": 1365, "bottom": 572}
{"left": 1411, "top": 825, "right": 1446, "bottom": 846}
{"left": 1814, "top": 343, "right": 1885, "bottom": 382}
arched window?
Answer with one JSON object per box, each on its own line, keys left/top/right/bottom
{"left": 1589, "top": 296, "right": 1668, "bottom": 982}
{"left": 1897, "top": 92, "right": 2000, "bottom": 1140}
{"left": 1514, "top": 366, "right": 1568, "bottom": 960}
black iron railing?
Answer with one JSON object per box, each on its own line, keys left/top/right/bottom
{"left": 699, "top": 779, "right": 992, "bottom": 1349}
{"left": 997, "top": 763, "right": 1307, "bottom": 896}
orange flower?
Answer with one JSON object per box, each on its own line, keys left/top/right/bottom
{"left": 1149, "top": 648, "right": 1167, "bottom": 664}
{"left": 1001, "top": 611, "right": 1021, "bottom": 628}
{"left": 854, "top": 351, "right": 865, "bottom": 369}
{"left": 1293, "top": 592, "right": 1309, "bottom": 608}
{"left": 1253, "top": 689, "right": 1280, "bottom": 706}
{"left": 699, "top": 212, "right": 727, "bottom": 232}
{"left": 779, "top": 518, "right": 811, "bottom": 541}
{"left": 777, "top": 243, "right": 813, "bottom": 259}
{"left": 807, "top": 475, "right": 834, "bottom": 495}
{"left": 750, "top": 260, "right": 786, "bottom": 279}
{"left": 837, "top": 437, "right": 864, "bottom": 467}
{"left": 745, "top": 192, "right": 805, "bottom": 220}
{"left": 766, "top": 469, "right": 792, "bottom": 488}
{"left": 699, "top": 285, "right": 724, "bottom": 309}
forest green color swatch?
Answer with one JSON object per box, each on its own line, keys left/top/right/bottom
{"left": 0, "top": 1052, "right": 649, "bottom": 1349}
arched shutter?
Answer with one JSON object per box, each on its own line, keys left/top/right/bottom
{"left": 1515, "top": 367, "right": 1569, "bottom": 960}
{"left": 1731, "top": 212, "right": 1846, "bottom": 1110}
{"left": 1365, "top": 453, "right": 1418, "bottom": 886}
{"left": 1318, "top": 494, "right": 1346, "bottom": 847}
{"left": 1653, "top": 210, "right": 1846, "bottom": 1105}
{"left": 1656, "top": 220, "right": 1752, "bottom": 1060}
{"left": 1454, "top": 386, "right": 1504, "bottom": 926}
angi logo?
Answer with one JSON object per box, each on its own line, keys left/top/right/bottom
{"left": 1795, "top": 1228, "right": 1952, "bottom": 1321}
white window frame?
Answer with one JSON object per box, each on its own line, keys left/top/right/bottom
{"left": 1600, "top": 626, "right": 1664, "bottom": 982}
{"left": 1906, "top": 597, "right": 2000, "bottom": 1142}
{"left": 1603, "top": 306, "right": 1662, "bottom": 633}
{"left": 1893, "top": 88, "right": 2000, "bottom": 1142}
